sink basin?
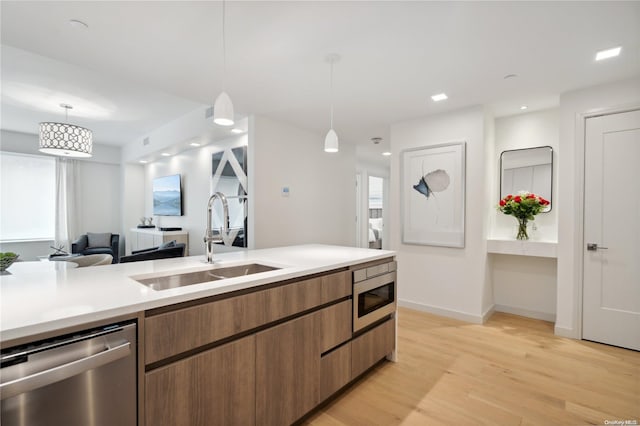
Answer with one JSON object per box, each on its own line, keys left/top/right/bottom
{"left": 135, "top": 263, "right": 280, "bottom": 291}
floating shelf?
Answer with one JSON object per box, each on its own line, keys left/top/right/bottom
{"left": 487, "top": 238, "right": 557, "bottom": 258}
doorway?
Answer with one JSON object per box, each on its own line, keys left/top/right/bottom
{"left": 582, "top": 109, "right": 640, "bottom": 350}
{"left": 368, "top": 176, "right": 384, "bottom": 249}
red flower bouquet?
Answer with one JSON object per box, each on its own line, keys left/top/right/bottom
{"left": 497, "top": 192, "right": 549, "bottom": 240}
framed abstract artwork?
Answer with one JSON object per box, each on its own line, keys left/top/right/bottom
{"left": 401, "top": 141, "right": 466, "bottom": 248}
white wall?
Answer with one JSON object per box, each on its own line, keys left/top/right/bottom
{"left": 556, "top": 76, "right": 640, "bottom": 338}
{"left": 390, "top": 106, "right": 492, "bottom": 323}
{"left": 491, "top": 255, "right": 557, "bottom": 321}
{"left": 491, "top": 109, "right": 559, "bottom": 241}
{"left": 121, "top": 164, "right": 145, "bottom": 255}
{"left": 75, "top": 161, "right": 121, "bottom": 235}
{"left": 121, "top": 106, "right": 210, "bottom": 163}
{"left": 0, "top": 130, "right": 122, "bottom": 260}
{"left": 250, "top": 115, "right": 356, "bottom": 249}
{"left": 143, "top": 135, "right": 247, "bottom": 257}
{"left": 489, "top": 109, "right": 559, "bottom": 320}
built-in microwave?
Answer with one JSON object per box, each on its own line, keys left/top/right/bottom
{"left": 352, "top": 260, "right": 397, "bottom": 332}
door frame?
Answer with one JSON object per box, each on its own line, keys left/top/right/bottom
{"left": 575, "top": 104, "right": 640, "bottom": 340}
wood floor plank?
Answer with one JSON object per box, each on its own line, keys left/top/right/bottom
{"left": 303, "top": 307, "right": 640, "bottom": 425}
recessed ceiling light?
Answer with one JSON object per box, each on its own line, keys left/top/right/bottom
{"left": 382, "top": 152, "right": 392, "bottom": 156}
{"left": 68, "top": 19, "right": 89, "bottom": 30}
{"left": 431, "top": 93, "right": 448, "bottom": 102}
{"left": 595, "top": 46, "right": 621, "bottom": 61}
{"left": 161, "top": 153, "right": 171, "bottom": 157}
{"left": 139, "top": 160, "right": 148, "bottom": 164}
{"left": 231, "top": 128, "right": 244, "bottom": 134}
{"left": 190, "top": 142, "right": 201, "bottom": 147}
{"left": 520, "top": 105, "right": 528, "bottom": 110}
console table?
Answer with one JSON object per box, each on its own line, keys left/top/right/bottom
{"left": 130, "top": 228, "right": 189, "bottom": 256}
{"left": 486, "top": 238, "right": 557, "bottom": 258}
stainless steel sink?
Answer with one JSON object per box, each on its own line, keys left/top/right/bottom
{"left": 135, "top": 263, "right": 280, "bottom": 291}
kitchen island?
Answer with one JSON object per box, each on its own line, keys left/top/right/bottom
{"left": 1, "top": 244, "right": 397, "bottom": 426}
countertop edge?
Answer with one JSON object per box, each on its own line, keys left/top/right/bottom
{"left": 1, "top": 245, "right": 396, "bottom": 344}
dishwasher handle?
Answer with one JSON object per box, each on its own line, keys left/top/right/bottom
{"left": 0, "top": 341, "right": 130, "bottom": 400}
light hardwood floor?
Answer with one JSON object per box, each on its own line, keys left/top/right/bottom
{"left": 304, "top": 307, "right": 640, "bottom": 426}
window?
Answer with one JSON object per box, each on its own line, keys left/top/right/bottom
{"left": 0, "top": 152, "right": 56, "bottom": 241}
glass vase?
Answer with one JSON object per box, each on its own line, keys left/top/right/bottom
{"left": 516, "top": 217, "right": 528, "bottom": 240}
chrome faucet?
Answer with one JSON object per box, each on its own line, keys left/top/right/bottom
{"left": 204, "top": 192, "right": 229, "bottom": 264}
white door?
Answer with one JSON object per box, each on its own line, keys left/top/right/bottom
{"left": 583, "top": 109, "right": 640, "bottom": 350}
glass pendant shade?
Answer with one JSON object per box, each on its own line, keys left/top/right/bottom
{"left": 213, "top": 91, "right": 234, "bottom": 126}
{"left": 38, "top": 122, "right": 93, "bottom": 158}
{"left": 324, "top": 128, "right": 339, "bottom": 153}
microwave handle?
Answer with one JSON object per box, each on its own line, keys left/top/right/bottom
{"left": 0, "top": 341, "right": 130, "bottom": 400}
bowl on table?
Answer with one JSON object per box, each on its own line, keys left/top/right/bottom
{"left": 0, "top": 253, "right": 20, "bottom": 272}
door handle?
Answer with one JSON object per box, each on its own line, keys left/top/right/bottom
{"left": 587, "top": 243, "right": 609, "bottom": 251}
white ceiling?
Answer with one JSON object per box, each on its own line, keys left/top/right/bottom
{"left": 1, "top": 1, "right": 639, "bottom": 162}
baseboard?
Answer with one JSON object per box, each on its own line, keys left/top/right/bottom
{"left": 481, "top": 304, "right": 495, "bottom": 323}
{"left": 493, "top": 304, "right": 556, "bottom": 322}
{"left": 554, "top": 325, "right": 578, "bottom": 339}
{"left": 398, "top": 299, "right": 484, "bottom": 324}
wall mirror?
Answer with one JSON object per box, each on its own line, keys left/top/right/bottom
{"left": 500, "top": 146, "right": 553, "bottom": 212}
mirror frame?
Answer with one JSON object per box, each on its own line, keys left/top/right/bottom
{"left": 499, "top": 146, "right": 553, "bottom": 213}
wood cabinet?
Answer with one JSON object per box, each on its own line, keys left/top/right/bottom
{"left": 320, "top": 299, "right": 352, "bottom": 353}
{"left": 320, "top": 343, "right": 351, "bottom": 401}
{"left": 145, "top": 335, "right": 255, "bottom": 426}
{"left": 256, "top": 312, "right": 320, "bottom": 426}
{"left": 145, "top": 270, "right": 350, "bottom": 364}
{"left": 351, "top": 318, "right": 395, "bottom": 379}
{"left": 142, "top": 266, "right": 397, "bottom": 425}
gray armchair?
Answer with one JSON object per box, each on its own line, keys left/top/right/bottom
{"left": 72, "top": 233, "right": 120, "bottom": 263}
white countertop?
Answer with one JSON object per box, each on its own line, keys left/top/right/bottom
{"left": 0, "top": 244, "right": 394, "bottom": 344}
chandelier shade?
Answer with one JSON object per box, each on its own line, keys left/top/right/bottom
{"left": 39, "top": 121, "right": 93, "bottom": 158}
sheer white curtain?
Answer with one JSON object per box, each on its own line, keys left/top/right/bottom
{"left": 55, "top": 158, "right": 80, "bottom": 252}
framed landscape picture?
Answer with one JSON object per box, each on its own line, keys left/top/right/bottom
{"left": 401, "top": 141, "right": 466, "bottom": 248}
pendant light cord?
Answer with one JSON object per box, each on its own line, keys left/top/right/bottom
{"left": 222, "top": 0, "right": 227, "bottom": 90}
{"left": 329, "top": 60, "right": 334, "bottom": 129}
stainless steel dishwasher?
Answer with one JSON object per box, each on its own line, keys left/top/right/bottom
{"left": 1, "top": 321, "right": 137, "bottom": 426}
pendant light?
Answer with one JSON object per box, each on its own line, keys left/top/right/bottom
{"left": 39, "top": 104, "right": 93, "bottom": 158}
{"left": 213, "top": 0, "right": 234, "bottom": 126}
{"left": 324, "top": 54, "right": 340, "bottom": 153}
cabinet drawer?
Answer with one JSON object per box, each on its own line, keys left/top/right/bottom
{"left": 320, "top": 343, "right": 351, "bottom": 401}
{"left": 145, "top": 270, "right": 350, "bottom": 364}
{"left": 320, "top": 299, "right": 352, "bottom": 353}
{"left": 320, "top": 270, "right": 351, "bottom": 301}
{"left": 351, "top": 318, "right": 395, "bottom": 379}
